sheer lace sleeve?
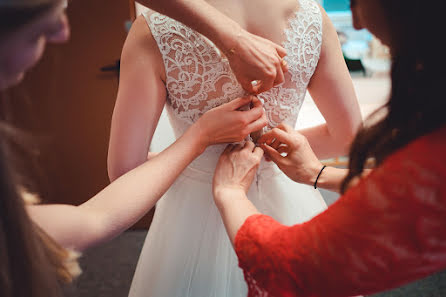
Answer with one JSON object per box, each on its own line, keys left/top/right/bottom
{"left": 235, "top": 127, "right": 446, "bottom": 297}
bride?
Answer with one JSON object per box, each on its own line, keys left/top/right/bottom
{"left": 108, "top": 0, "right": 362, "bottom": 296}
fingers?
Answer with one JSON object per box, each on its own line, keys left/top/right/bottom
{"left": 276, "top": 122, "right": 294, "bottom": 133}
{"left": 257, "top": 73, "right": 275, "bottom": 94}
{"left": 242, "top": 104, "right": 265, "bottom": 124}
{"left": 273, "top": 66, "right": 285, "bottom": 87}
{"left": 275, "top": 44, "right": 287, "bottom": 59}
{"left": 242, "top": 79, "right": 260, "bottom": 94}
{"left": 257, "top": 127, "right": 291, "bottom": 146}
{"left": 276, "top": 145, "right": 289, "bottom": 155}
{"left": 223, "top": 144, "right": 234, "bottom": 155}
{"left": 250, "top": 96, "right": 263, "bottom": 109}
{"left": 243, "top": 140, "right": 255, "bottom": 151}
{"left": 253, "top": 146, "right": 264, "bottom": 159}
{"left": 273, "top": 54, "right": 285, "bottom": 86}
{"left": 245, "top": 115, "right": 268, "bottom": 134}
{"left": 243, "top": 142, "right": 264, "bottom": 164}
{"left": 280, "top": 59, "right": 289, "bottom": 74}
{"left": 226, "top": 95, "right": 253, "bottom": 110}
{"left": 233, "top": 143, "right": 244, "bottom": 151}
{"left": 271, "top": 139, "right": 283, "bottom": 150}
{"left": 261, "top": 143, "right": 283, "bottom": 164}
{"left": 276, "top": 45, "right": 288, "bottom": 75}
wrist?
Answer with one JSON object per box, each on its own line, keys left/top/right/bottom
{"left": 187, "top": 120, "right": 210, "bottom": 154}
{"left": 213, "top": 186, "right": 248, "bottom": 208}
{"left": 313, "top": 165, "right": 327, "bottom": 189}
{"left": 214, "top": 20, "right": 243, "bottom": 56}
{"left": 300, "top": 162, "right": 325, "bottom": 186}
{"left": 312, "top": 166, "right": 348, "bottom": 193}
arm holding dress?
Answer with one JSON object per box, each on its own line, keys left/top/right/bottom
{"left": 26, "top": 17, "right": 268, "bottom": 252}
{"left": 135, "top": 0, "right": 288, "bottom": 93}
{"left": 214, "top": 126, "right": 446, "bottom": 297}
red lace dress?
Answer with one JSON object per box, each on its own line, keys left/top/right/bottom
{"left": 235, "top": 126, "right": 446, "bottom": 297}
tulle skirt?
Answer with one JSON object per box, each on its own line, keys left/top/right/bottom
{"left": 128, "top": 161, "right": 327, "bottom": 297}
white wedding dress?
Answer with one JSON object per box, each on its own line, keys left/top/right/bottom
{"left": 129, "top": 1, "right": 327, "bottom": 296}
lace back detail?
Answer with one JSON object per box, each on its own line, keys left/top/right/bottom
{"left": 145, "top": 12, "right": 244, "bottom": 124}
{"left": 143, "top": 0, "right": 322, "bottom": 131}
{"left": 257, "top": 0, "right": 322, "bottom": 128}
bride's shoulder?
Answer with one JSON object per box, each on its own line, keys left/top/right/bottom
{"left": 125, "top": 16, "right": 158, "bottom": 54}
{"left": 121, "top": 15, "right": 166, "bottom": 80}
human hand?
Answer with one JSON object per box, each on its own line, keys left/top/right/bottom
{"left": 196, "top": 96, "right": 268, "bottom": 148}
{"left": 224, "top": 29, "right": 288, "bottom": 94}
{"left": 213, "top": 141, "right": 264, "bottom": 199}
{"left": 257, "top": 123, "right": 323, "bottom": 185}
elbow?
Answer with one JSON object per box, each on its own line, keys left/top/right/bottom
{"left": 343, "top": 124, "right": 360, "bottom": 151}
{"left": 107, "top": 165, "right": 120, "bottom": 183}
{"left": 108, "top": 162, "right": 139, "bottom": 182}
{"left": 107, "top": 155, "right": 128, "bottom": 182}
{"left": 333, "top": 118, "right": 363, "bottom": 155}
{"left": 347, "top": 116, "right": 363, "bottom": 146}
{"left": 107, "top": 151, "right": 147, "bottom": 182}
{"left": 72, "top": 207, "right": 115, "bottom": 251}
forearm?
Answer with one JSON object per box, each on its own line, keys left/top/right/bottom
{"left": 28, "top": 126, "right": 205, "bottom": 251}
{"left": 214, "top": 189, "right": 260, "bottom": 244}
{"left": 298, "top": 124, "right": 352, "bottom": 159}
{"left": 78, "top": 125, "right": 206, "bottom": 247}
{"left": 137, "top": 0, "right": 240, "bottom": 52}
{"left": 312, "top": 166, "right": 348, "bottom": 193}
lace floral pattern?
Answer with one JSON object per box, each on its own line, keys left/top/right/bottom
{"left": 258, "top": 0, "right": 322, "bottom": 127}
{"left": 147, "top": 13, "right": 244, "bottom": 124}
{"left": 144, "top": 0, "right": 322, "bottom": 129}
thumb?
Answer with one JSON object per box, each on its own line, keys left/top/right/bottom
{"left": 250, "top": 96, "right": 263, "bottom": 109}
{"left": 275, "top": 44, "right": 287, "bottom": 58}
{"left": 261, "top": 143, "right": 283, "bottom": 165}
{"left": 225, "top": 95, "right": 254, "bottom": 110}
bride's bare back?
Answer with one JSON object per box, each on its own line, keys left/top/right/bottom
{"left": 207, "top": 0, "right": 299, "bottom": 44}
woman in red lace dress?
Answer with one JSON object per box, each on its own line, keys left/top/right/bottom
{"left": 212, "top": 0, "right": 446, "bottom": 296}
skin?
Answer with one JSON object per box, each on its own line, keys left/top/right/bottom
{"left": 136, "top": 0, "right": 288, "bottom": 93}
{"left": 0, "top": 1, "right": 266, "bottom": 251}
{"left": 301, "top": 6, "right": 361, "bottom": 159}
{"left": 350, "top": 0, "right": 392, "bottom": 49}
{"left": 258, "top": 123, "right": 372, "bottom": 192}
{"left": 0, "top": 1, "right": 69, "bottom": 89}
{"left": 107, "top": 15, "right": 268, "bottom": 181}
{"left": 109, "top": 1, "right": 361, "bottom": 184}
{"left": 213, "top": 0, "right": 388, "bottom": 244}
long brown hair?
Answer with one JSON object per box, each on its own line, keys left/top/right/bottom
{"left": 342, "top": 0, "right": 446, "bottom": 192}
{"left": 0, "top": 1, "right": 80, "bottom": 296}
{"left": 0, "top": 2, "right": 54, "bottom": 37}
{"left": 0, "top": 135, "right": 79, "bottom": 297}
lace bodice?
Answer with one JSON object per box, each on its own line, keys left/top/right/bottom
{"left": 143, "top": 0, "right": 322, "bottom": 172}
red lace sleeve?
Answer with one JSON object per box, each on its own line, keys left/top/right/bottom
{"left": 235, "top": 128, "right": 446, "bottom": 297}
